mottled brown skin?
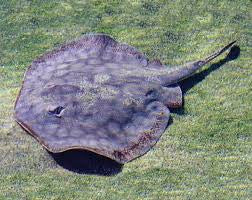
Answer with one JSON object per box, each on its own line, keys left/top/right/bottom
{"left": 14, "top": 34, "right": 236, "bottom": 163}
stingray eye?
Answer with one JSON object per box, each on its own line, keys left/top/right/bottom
{"left": 136, "top": 55, "right": 142, "bottom": 60}
{"left": 145, "top": 89, "right": 158, "bottom": 99}
{"left": 48, "top": 106, "right": 65, "bottom": 117}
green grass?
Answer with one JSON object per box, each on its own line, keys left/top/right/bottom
{"left": 0, "top": 0, "right": 251, "bottom": 199}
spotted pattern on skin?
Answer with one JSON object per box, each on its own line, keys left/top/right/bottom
{"left": 94, "top": 74, "right": 111, "bottom": 84}
{"left": 15, "top": 34, "right": 185, "bottom": 163}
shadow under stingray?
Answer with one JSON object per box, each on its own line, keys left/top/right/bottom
{"left": 49, "top": 150, "right": 123, "bottom": 176}
{"left": 49, "top": 45, "right": 240, "bottom": 175}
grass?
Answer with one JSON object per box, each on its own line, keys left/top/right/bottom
{"left": 0, "top": 0, "right": 251, "bottom": 199}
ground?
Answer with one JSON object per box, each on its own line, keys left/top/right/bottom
{"left": 0, "top": 0, "right": 251, "bottom": 199}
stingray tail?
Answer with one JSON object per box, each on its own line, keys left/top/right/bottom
{"left": 164, "top": 41, "right": 236, "bottom": 85}
{"left": 203, "top": 41, "right": 236, "bottom": 64}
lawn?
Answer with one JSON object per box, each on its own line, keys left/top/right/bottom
{"left": 0, "top": 0, "right": 251, "bottom": 199}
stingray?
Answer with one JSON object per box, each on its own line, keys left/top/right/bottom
{"left": 14, "top": 34, "right": 236, "bottom": 164}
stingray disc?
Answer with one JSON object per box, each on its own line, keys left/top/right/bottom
{"left": 15, "top": 34, "right": 182, "bottom": 164}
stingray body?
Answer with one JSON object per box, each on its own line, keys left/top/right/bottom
{"left": 14, "top": 34, "right": 235, "bottom": 163}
